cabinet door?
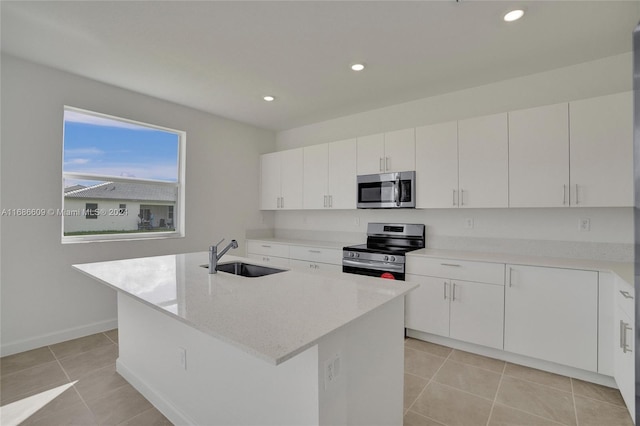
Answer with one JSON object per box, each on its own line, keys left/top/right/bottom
{"left": 458, "top": 113, "right": 509, "bottom": 208}
{"left": 504, "top": 265, "right": 598, "bottom": 372}
{"left": 303, "top": 144, "right": 329, "bottom": 209}
{"left": 449, "top": 281, "right": 504, "bottom": 350}
{"left": 509, "top": 103, "right": 569, "bottom": 207}
{"left": 569, "top": 92, "right": 633, "bottom": 207}
{"left": 247, "top": 254, "right": 290, "bottom": 268}
{"left": 280, "top": 148, "right": 304, "bottom": 210}
{"left": 415, "top": 122, "right": 459, "bottom": 208}
{"left": 384, "top": 128, "right": 415, "bottom": 172}
{"left": 405, "top": 274, "right": 449, "bottom": 337}
{"left": 614, "top": 307, "right": 635, "bottom": 422}
{"left": 328, "top": 138, "right": 357, "bottom": 209}
{"left": 357, "top": 133, "right": 385, "bottom": 175}
{"left": 260, "top": 152, "right": 281, "bottom": 210}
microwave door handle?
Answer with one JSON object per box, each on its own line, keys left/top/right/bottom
{"left": 395, "top": 175, "right": 401, "bottom": 206}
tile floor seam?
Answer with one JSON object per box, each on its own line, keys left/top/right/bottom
{"left": 570, "top": 378, "right": 580, "bottom": 426}
{"left": 485, "top": 360, "right": 507, "bottom": 426}
{"left": 431, "top": 379, "right": 497, "bottom": 403}
{"left": 103, "top": 331, "right": 118, "bottom": 345}
{"left": 50, "top": 345, "right": 97, "bottom": 420}
{"left": 53, "top": 341, "right": 117, "bottom": 364}
{"left": 573, "top": 392, "right": 630, "bottom": 409}
{"left": 406, "top": 409, "right": 448, "bottom": 426}
{"left": 449, "top": 350, "right": 507, "bottom": 374}
{"left": 404, "top": 344, "right": 453, "bottom": 415}
{"left": 502, "top": 372, "right": 574, "bottom": 395}
{"left": 490, "top": 402, "right": 572, "bottom": 426}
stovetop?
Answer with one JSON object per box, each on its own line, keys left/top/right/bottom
{"left": 343, "top": 243, "right": 420, "bottom": 256}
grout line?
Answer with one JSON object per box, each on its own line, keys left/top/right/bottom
{"left": 572, "top": 392, "right": 630, "bottom": 409}
{"left": 103, "top": 329, "right": 119, "bottom": 345}
{"left": 502, "top": 369, "right": 574, "bottom": 395}
{"left": 49, "top": 344, "right": 94, "bottom": 416}
{"left": 405, "top": 345, "right": 453, "bottom": 415}
{"left": 571, "top": 378, "right": 580, "bottom": 426}
{"left": 486, "top": 361, "right": 507, "bottom": 426}
{"left": 404, "top": 409, "right": 448, "bottom": 426}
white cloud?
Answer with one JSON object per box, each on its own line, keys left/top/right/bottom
{"left": 64, "top": 147, "right": 104, "bottom": 156}
{"left": 66, "top": 158, "right": 90, "bottom": 165}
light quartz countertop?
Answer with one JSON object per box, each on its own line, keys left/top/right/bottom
{"left": 73, "top": 252, "right": 416, "bottom": 365}
{"left": 407, "top": 248, "right": 634, "bottom": 285}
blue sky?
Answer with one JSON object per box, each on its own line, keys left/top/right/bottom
{"left": 63, "top": 110, "right": 180, "bottom": 186}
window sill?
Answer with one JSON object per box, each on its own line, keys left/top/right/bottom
{"left": 61, "top": 231, "right": 184, "bottom": 244}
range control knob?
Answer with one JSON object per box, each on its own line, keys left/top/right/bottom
{"left": 349, "top": 252, "right": 355, "bottom": 257}
{"left": 355, "top": 252, "right": 360, "bottom": 258}
{"left": 389, "top": 256, "right": 396, "bottom": 262}
{"left": 384, "top": 255, "right": 389, "bottom": 261}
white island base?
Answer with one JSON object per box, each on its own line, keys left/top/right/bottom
{"left": 116, "top": 292, "right": 405, "bottom": 426}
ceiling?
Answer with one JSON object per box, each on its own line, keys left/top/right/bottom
{"left": 1, "top": 1, "right": 638, "bottom": 131}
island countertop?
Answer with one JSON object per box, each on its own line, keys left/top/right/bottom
{"left": 73, "top": 252, "right": 416, "bottom": 365}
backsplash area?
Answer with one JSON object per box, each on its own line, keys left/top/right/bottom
{"left": 271, "top": 207, "right": 634, "bottom": 262}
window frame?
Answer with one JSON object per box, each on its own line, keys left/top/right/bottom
{"left": 61, "top": 106, "right": 186, "bottom": 244}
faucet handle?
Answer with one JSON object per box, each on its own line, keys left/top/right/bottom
{"left": 213, "top": 238, "right": 225, "bottom": 248}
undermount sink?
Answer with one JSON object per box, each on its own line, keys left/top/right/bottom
{"left": 201, "top": 262, "right": 286, "bottom": 277}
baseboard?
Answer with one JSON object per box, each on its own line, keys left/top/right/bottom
{"left": 116, "top": 359, "right": 196, "bottom": 426}
{"left": 0, "top": 318, "right": 118, "bottom": 357}
{"left": 406, "top": 329, "right": 618, "bottom": 388}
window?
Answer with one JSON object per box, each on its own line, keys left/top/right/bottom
{"left": 85, "top": 203, "right": 98, "bottom": 219}
{"left": 62, "top": 107, "right": 185, "bottom": 242}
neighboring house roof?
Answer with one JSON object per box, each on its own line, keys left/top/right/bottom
{"left": 64, "top": 184, "right": 86, "bottom": 193}
{"left": 64, "top": 181, "right": 176, "bottom": 202}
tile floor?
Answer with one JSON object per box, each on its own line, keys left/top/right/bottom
{"left": 0, "top": 332, "right": 634, "bottom": 426}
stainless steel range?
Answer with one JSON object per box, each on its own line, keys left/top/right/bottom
{"left": 342, "top": 223, "right": 425, "bottom": 281}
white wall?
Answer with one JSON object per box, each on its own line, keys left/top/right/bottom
{"left": 0, "top": 54, "right": 276, "bottom": 355}
{"left": 275, "top": 53, "right": 634, "bottom": 249}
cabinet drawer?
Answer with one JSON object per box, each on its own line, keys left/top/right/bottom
{"left": 407, "top": 257, "right": 505, "bottom": 285}
{"left": 289, "top": 245, "right": 342, "bottom": 265}
{"left": 290, "top": 259, "right": 342, "bottom": 274}
{"left": 247, "top": 253, "right": 290, "bottom": 268}
{"left": 616, "top": 276, "right": 634, "bottom": 319}
{"left": 247, "top": 241, "right": 290, "bottom": 258}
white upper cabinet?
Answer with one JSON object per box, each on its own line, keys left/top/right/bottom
{"left": 569, "top": 92, "right": 633, "bottom": 207}
{"left": 303, "top": 139, "right": 357, "bottom": 209}
{"left": 384, "top": 128, "right": 416, "bottom": 172}
{"left": 327, "top": 138, "right": 357, "bottom": 209}
{"left": 458, "top": 113, "right": 509, "bottom": 208}
{"left": 509, "top": 103, "right": 570, "bottom": 207}
{"left": 303, "top": 144, "right": 329, "bottom": 209}
{"left": 260, "top": 148, "right": 303, "bottom": 210}
{"left": 357, "top": 133, "right": 385, "bottom": 175}
{"left": 357, "top": 128, "right": 415, "bottom": 175}
{"left": 260, "top": 151, "right": 281, "bottom": 210}
{"left": 415, "top": 121, "right": 458, "bottom": 208}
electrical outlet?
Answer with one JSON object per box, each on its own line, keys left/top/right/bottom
{"left": 579, "top": 218, "right": 591, "bottom": 232}
{"left": 464, "top": 218, "right": 474, "bottom": 229}
{"left": 178, "top": 347, "right": 187, "bottom": 370}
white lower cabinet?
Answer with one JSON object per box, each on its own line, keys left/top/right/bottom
{"left": 289, "top": 259, "right": 342, "bottom": 274}
{"left": 504, "top": 265, "right": 598, "bottom": 372}
{"left": 406, "top": 273, "right": 505, "bottom": 350}
{"left": 247, "top": 241, "right": 291, "bottom": 267}
{"left": 247, "top": 253, "right": 290, "bottom": 268}
{"left": 247, "top": 240, "right": 342, "bottom": 272}
{"left": 614, "top": 276, "right": 635, "bottom": 422}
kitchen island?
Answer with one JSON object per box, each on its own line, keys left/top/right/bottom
{"left": 73, "top": 252, "right": 416, "bottom": 426}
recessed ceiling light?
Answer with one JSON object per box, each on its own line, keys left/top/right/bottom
{"left": 351, "top": 63, "right": 365, "bottom": 72}
{"left": 263, "top": 96, "right": 275, "bottom": 102}
{"left": 503, "top": 9, "right": 524, "bottom": 22}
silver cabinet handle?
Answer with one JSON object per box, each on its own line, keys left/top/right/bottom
{"left": 563, "top": 185, "right": 566, "bottom": 205}
{"left": 329, "top": 195, "right": 333, "bottom": 208}
{"left": 508, "top": 267, "right": 513, "bottom": 287}
{"left": 309, "top": 250, "right": 321, "bottom": 253}
{"left": 460, "top": 189, "right": 465, "bottom": 206}
{"left": 620, "top": 320, "right": 633, "bottom": 353}
{"left": 379, "top": 157, "right": 384, "bottom": 172}
{"left": 276, "top": 197, "right": 280, "bottom": 209}
{"left": 324, "top": 195, "right": 328, "bottom": 208}
{"left": 452, "top": 282, "right": 457, "bottom": 301}
{"left": 575, "top": 184, "right": 579, "bottom": 205}
{"left": 619, "top": 290, "right": 633, "bottom": 299}
{"left": 453, "top": 189, "right": 457, "bottom": 206}
{"left": 262, "top": 256, "right": 269, "bottom": 261}
{"left": 443, "top": 282, "right": 448, "bottom": 300}
{"left": 261, "top": 245, "right": 271, "bottom": 248}
{"left": 281, "top": 197, "right": 284, "bottom": 209}
{"left": 441, "top": 263, "right": 461, "bottom": 267}
{"left": 386, "top": 157, "right": 390, "bottom": 171}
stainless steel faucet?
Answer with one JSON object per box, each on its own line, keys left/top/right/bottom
{"left": 209, "top": 238, "right": 238, "bottom": 274}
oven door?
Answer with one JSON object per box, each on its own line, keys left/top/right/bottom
{"left": 357, "top": 171, "right": 415, "bottom": 209}
{"left": 342, "top": 258, "right": 405, "bottom": 281}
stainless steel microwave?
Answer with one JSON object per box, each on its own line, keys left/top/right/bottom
{"left": 357, "top": 171, "right": 416, "bottom": 209}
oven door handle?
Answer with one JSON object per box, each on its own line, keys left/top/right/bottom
{"left": 395, "top": 175, "right": 401, "bottom": 207}
{"left": 342, "top": 258, "right": 404, "bottom": 273}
